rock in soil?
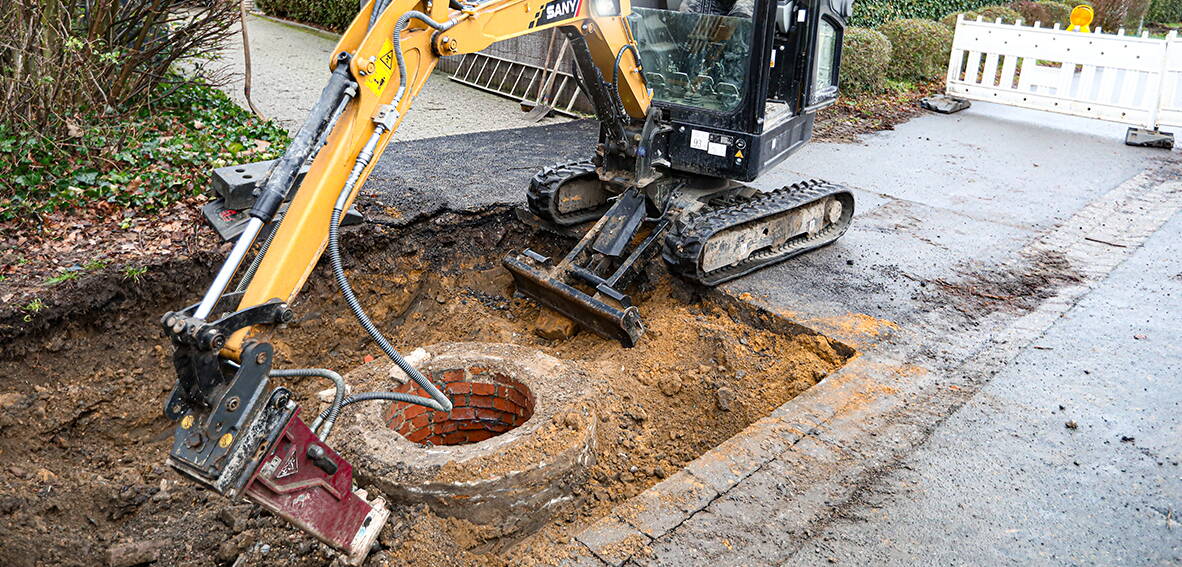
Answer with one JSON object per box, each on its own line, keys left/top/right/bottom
{"left": 218, "top": 505, "right": 252, "bottom": 533}
{"left": 106, "top": 540, "right": 164, "bottom": 567}
{"left": 533, "top": 309, "right": 578, "bottom": 340}
{"left": 216, "top": 533, "right": 250, "bottom": 563}
{"left": 658, "top": 375, "right": 682, "bottom": 396}
{"left": 715, "top": 386, "right": 736, "bottom": 412}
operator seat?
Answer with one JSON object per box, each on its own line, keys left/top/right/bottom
{"left": 679, "top": 0, "right": 754, "bottom": 17}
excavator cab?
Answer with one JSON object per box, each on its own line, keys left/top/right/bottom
{"left": 505, "top": 0, "right": 856, "bottom": 346}
{"left": 629, "top": 0, "right": 852, "bottom": 181}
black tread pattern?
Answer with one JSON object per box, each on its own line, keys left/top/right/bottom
{"left": 662, "top": 179, "right": 855, "bottom": 286}
{"left": 525, "top": 160, "right": 609, "bottom": 226}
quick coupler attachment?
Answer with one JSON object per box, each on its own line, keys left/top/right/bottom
{"left": 165, "top": 339, "right": 385, "bottom": 565}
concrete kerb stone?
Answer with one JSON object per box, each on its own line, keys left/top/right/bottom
{"left": 615, "top": 471, "right": 718, "bottom": 539}
{"left": 682, "top": 416, "right": 797, "bottom": 495}
{"left": 575, "top": 515, "right": 651, "bottom": 567}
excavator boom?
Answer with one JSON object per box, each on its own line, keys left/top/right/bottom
{"left": 160, "top": 0, "right": 649, "bottom": 563}
{"left": 161, "top": 0, "right": 855, "bottom": 561}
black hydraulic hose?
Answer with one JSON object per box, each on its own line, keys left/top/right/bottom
{"left": 234, "top": 213, "right": 281, "bottom": 293}
{"left": 390, "top": 11, "right": 458, "bottom": 106}
{"left": 328, "top": 204, "right": 451, "bottom": 413}
{"left": 326, "top": 125, "right": 453, "bottom": 416}
{"left": 260, "top": 7, "right": 458, "bottom": 446}
{"left": 368, "top": 0, "right": 392, "bottom": 30}
{"left": 612, "top": 44, "right": 642, "bottom": 117}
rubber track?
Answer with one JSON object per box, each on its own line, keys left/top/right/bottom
{"left": 662, "top": 179, "right": 855, "bottom": 286}
{"left": 525, "top": 160, "right": 609, "bottom": 226}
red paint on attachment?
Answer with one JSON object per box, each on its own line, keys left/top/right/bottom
{"left": 244, "top": 409, "right": 386, "bottom": 562}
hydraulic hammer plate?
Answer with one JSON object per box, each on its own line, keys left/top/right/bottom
{"left": 243, "top": 408, "right": 389, "bottom": 565}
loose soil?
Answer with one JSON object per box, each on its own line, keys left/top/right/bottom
{"left": 0, "top": 210, "right": 851, "bottom": 566}
{"left": 914, "top": 249, "right": 1083, "bottom": 319}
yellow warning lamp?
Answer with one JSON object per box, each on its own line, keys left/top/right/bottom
{"left": 1068, "top": 5, "right": 1093, "bottom": 32}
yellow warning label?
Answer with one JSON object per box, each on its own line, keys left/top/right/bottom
{"left": 366, "top": 40, "right": 395, "bottom": 96}
{"left": 735, "top": 149, "right": 744, "bottom": 159}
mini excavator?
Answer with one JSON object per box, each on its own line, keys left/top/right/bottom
{"left": 163, "top": 0, "right": 854, "bottom": 562}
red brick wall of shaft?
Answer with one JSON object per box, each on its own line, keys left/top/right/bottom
{"left": 384, "top": 367, "right": 537, "bottom": 445}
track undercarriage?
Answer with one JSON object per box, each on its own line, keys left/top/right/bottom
{"left": 503, "top": 161, "right": 855, "bottom": 346}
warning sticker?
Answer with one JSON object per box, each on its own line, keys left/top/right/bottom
{"left": 276, "top": 450, "right": 299, "bottom": 478}
{"left": 366, "top": 40, "right": 395, "bottom": 96}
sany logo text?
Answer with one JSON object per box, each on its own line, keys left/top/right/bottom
{"left": 545, "top": 0, "right": 578, "bottom": 20}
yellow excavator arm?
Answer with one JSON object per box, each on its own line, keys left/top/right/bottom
{"left": 159, "top": 1, "right": 651, "bottom": 562}
{"left": 161, "top": 0, "right": 860, "bottom": 560}
{"left": 228, "top": 0, "right": 650, "bottom": 356}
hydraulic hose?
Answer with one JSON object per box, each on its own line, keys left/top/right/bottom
{"left": 389, "top": 11, "right": 458, "bottom": 108}
{"left": 313, "top": 391, "right": 436, "bottom": 432}
{"left": 255, "top": 6, "right": 458, "bottom": 444}
{"left": 268, "top": 368, "right": 346, "bottom": 439}
{"left": 326, "top": 125, "right": 453, "bottom": 415}
{"left": 234, "top": 213, "right": 281, "bottom": 293}
{"left": 612, "top": 44, "right": 642, "bottom": 117}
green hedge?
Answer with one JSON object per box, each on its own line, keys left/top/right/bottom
{"left": 1146, "top": 0, "right": 1182, "bottom": 22}
{"left": 940, "top": 4, "right": 1022, "bottom": 26}
{"left": 256, "top": 0, "right": 358, "bottom": 32}
{"left": 1038, "top": 1, "right": 1075, "bottom": 24}
{"left": 839, "top": 27, "right": 893, "bottom": 93}
{"left": 880, "top": 18, "right": 954, "bottom": 80}
{"left": 849, "top": 0, "right": 1002, "bottom": 27}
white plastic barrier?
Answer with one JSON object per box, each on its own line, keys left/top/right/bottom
{"left": 945, "top": 15, "right": 1182, "bottom": 131}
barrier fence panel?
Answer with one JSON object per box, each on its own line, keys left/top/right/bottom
{"left": 944, "top": 15, "right": 1182, "bottom": 132}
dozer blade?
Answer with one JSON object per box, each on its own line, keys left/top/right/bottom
{"left": 664, "top": 180, "right": 855, "bottom": 286}
{"left": 503, "top": 254, "right": 644, "bottom": 347}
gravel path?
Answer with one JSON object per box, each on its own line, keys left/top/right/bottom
{"left": 210, "top": 14, "right": 569, "bottom": 140}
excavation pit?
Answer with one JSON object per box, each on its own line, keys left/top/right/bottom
{"left": 335, "top": 342, "right": 597, "bottom": 542}
{"left": 0, "top": 210, "right": 859, "bottom": 566}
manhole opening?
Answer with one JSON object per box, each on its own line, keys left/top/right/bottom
{"left": 383, "top": 365, "right": 536, "bottom": 445}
